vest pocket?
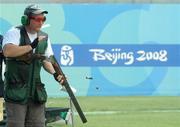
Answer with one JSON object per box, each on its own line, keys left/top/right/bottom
{"left": 34, "top": 83, "right": 47, "bottom": 104}
{"left": 5, "top": 84, "right": 27, "bottom": 102}
{"left": 4, "top": 72, "right": 28, "bottom": 103}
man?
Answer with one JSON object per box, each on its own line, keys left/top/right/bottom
{"left": 0, "top": 35, "right": 4, "bottom": 97}
{"left": 0, "top": 35, "right": 4, "bottom": 121}
{"left": 2, "top": 4, "right": 63, "bottom": 127}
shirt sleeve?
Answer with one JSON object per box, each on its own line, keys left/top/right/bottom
{"left": 44, "top": 37, "right": 54, "bottom": 57}
{"left": 2, "top": 27, "right": 20, "bottom": 48}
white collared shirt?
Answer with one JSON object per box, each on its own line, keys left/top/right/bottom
{"left": 3, "top": 27, "right": 54, "bottom": 57}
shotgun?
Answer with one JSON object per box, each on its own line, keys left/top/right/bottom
{"left": 50, "top": 55, "right": 87, "bottom": 123}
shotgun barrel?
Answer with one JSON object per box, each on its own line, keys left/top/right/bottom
{"left": 51, "top": 56, "right": 87, "bottom": 123}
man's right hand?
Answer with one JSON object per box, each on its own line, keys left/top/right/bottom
{"left": 30, "top": 36, "right": 46, "bottom": 49}
{"left": 30, "top": 37, "right": 38, "bottom": 49}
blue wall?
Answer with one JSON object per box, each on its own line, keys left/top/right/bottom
{"left": 0, "top": 4, "right": 180, "bottom": 96}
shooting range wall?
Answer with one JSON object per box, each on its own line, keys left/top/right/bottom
{"left": 0, "top": 2, "right": 180, "bottom": 96}
{"left": 1, "top": 0, "right": 180, "bottom": 3}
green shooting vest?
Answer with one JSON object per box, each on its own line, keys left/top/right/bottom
{"left": 4, "top": 26, "right": 48, "bottom": 104}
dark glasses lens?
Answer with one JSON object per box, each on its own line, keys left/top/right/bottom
{"left": 30, "top": 16, "right": 46, "bottom": 22}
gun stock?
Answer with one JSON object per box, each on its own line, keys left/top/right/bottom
{"left": 51, "top": 56, "right": 87, "bottom": 123}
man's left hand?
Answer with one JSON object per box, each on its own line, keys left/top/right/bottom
{"left": 53, "top": 72, "right": 64, "bottom": 84}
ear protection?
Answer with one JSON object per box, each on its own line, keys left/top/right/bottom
{"left": 21, "top": 15, "right": 29, "bottom": 25}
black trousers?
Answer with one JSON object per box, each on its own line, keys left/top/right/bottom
{"left": 5, "top": 101, "right": 45, "bottom": 127}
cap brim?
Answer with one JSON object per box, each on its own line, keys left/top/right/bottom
{"left": 32, "top": 9, "right": 48, "bottom": 15}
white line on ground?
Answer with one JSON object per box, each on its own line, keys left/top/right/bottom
{"left": 75, "top": 109, "right": 180, "bottom": 115}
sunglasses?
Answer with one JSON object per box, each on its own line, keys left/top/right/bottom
{"left": 30, "top": 16, "right": 46, "bottom": 22}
